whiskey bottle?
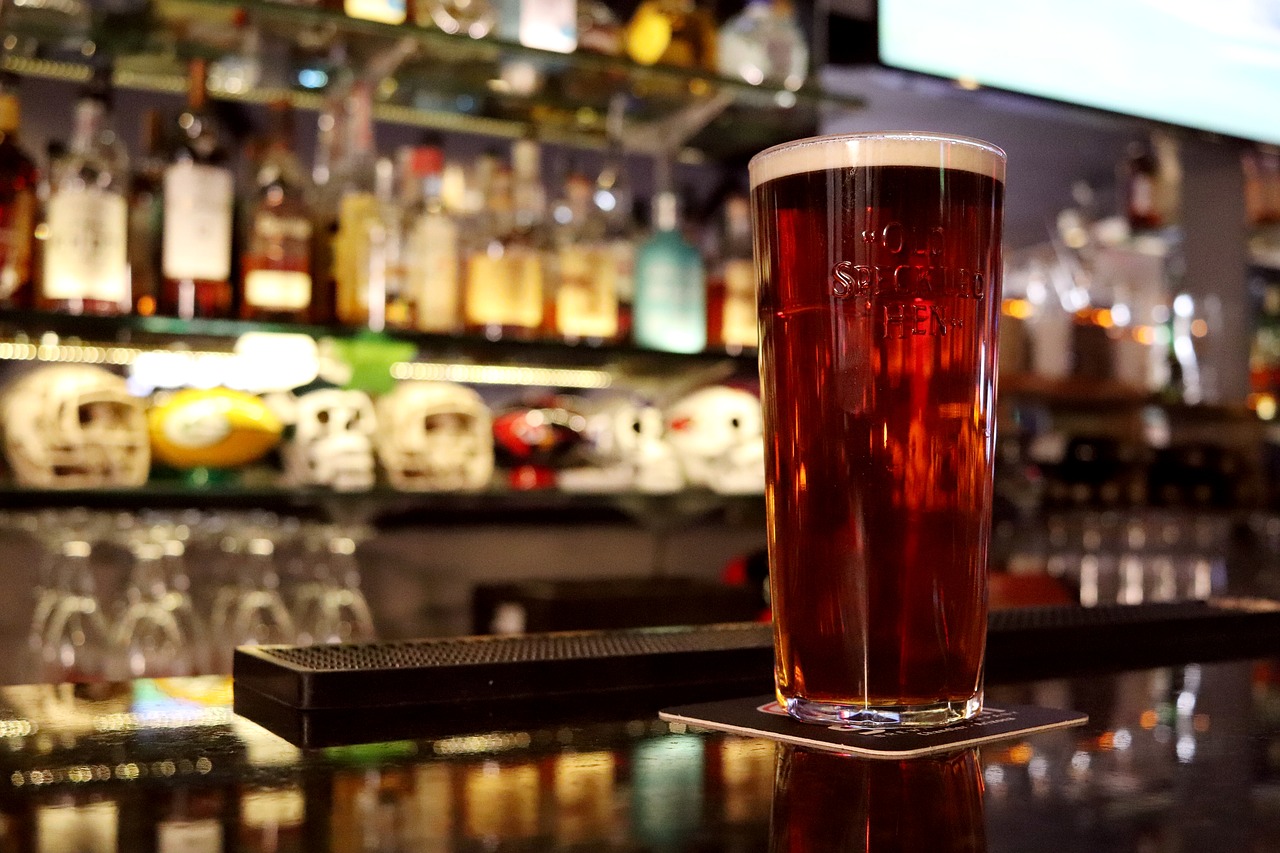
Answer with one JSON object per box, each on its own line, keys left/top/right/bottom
{"left": 463, "top": 140, "right": 546, "bottom": 339}
{"left": 403, "top": 143, "right": 461, "bottom": 333}
{"left": 42, "top": 72, "right": 131, "bottom": 315}
{"left": 0, "top": 75, "right": 37, "bottom": 310}
{"left": 161, "top": 58, "right": 236, "bottom": 319}
{"left": 241, "top": 101, "right": 314, "bottom": 323}
{"left": 129, "top": 109, "right": 165, "bottom": 316}
{"left": 332, "top": 81, "right": 383, "bottom": 328}
{"left": 707, "top": 193, "right": 757, "bottom": 351}
{"left": 553, "top": 168, "right": 618, "bottom": 342}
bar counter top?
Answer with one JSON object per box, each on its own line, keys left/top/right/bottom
{"left": 0, "top": 650, "right": 1278, "bottom": 851}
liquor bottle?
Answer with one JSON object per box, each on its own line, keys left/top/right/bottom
{"left": 367, "top": 156, "right": 407, "bottom": 331}
{"left": 129, "top": 109, "right": 165, "bottom": 316}
{"left": 625, "top": 0, "right": 718, "bottom": 70}
{"left": 241, "top": 101, "right": 315, "bottom": 323}
{"left": 415, "top": 0, "right": 495, "bottom": 36}
{"left": 0, "top": 75, "right": 37, "bottom": 310}
{"left": 495, "top": 0, "right": 578, "bottom": 52}
{"left": 1124, "top": 140, "right": 1162, "bottom": 232}
{"left": 707, "top": 193, "right": 757, "bottom": 351}
{"left": 403, "top": 144, "right": 461, "bottom": 333}
{"left": 553, "top": 168, "right": 618, "bottom": 342}
{"left": 162, "top": 58, "right": 236, "bottom": 319}
{"left": 42, "top": 73, "right": 131, "bottom": 315}
{"left": 633, "top": 189, "right": 705, "bottom": 353}
{"left": 577, "top": 0, "right": 623, "bottom": 54}
{"left": 463, "top": 140, "right": 545, "bottom": 339}
{"left": 717, "top": 0, "right": 808, "bottom": 89}
{"left": 332, "top": 81, "right": 383, "bottom": 328}
{"left": 345, "top": 0, "right": 406, "bottom": 25}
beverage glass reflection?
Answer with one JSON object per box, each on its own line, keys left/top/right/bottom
{"left": 770, "top": 746, "right": 986, "bottom": 852}
{"left": 750, "top": 133, "right": 1005, "bottom": 727}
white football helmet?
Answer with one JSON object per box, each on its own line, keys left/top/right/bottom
{"left": 375, "top": 381, "right": 494, "bottom": 491}
{"left": 559, "top": 399, "right": 683, "bottom": 494}
{"left": 2, "top": 365, "right": 149, "bottom": 488}
{"left": 287, "top": 389, "right": 378, "bottom": 492}
{"left": 665, "top": 385, "right": 766, "bottom": 495}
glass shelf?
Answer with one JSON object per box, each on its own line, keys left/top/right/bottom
{"left": 0, "top": 0, "right": 864, "bottom": 159}
{"left": 0, "top": 482, "right": 766, "bottom": 527}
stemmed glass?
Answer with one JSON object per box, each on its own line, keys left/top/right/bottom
{"left": 113, "top": 540, "right": 192, "bottom": 678}
{"left": 40, "top": 539, "right": 113, "bottom": 683}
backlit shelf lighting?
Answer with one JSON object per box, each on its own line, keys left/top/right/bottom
{"left": 391, "top": 361, "right": 614, "bottom": 389}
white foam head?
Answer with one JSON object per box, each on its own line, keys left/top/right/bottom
{"left": 749, "top": 132, "right": 1006, "bottom": 189}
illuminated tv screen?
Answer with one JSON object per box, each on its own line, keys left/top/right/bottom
{"left": 878, "top": 0, "right": 1280, "bottom": 145}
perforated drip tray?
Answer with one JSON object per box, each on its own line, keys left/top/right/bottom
{"left": 233, "top": 598, "right": 1280, "bottom": 739}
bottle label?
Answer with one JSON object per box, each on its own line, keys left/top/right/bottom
{"left": 557, "top": 245, "right": 618, "bottom": 338}
{"left": 244, "top": 270, "right": 311, "bottom": 311}
{"left": 721, "top": 258, "right": 758, "bottom": 347}
{"left": 410, "top": 214, "right": 459, "bottom": 331}
{"left": 163, "top": 162, "right": 234, "bottom": 282}
{"left": 344, "top": 0, "right": 405, "bottom": 24}
{"left": 158, "top": 819, "right": 222, "bottom": 853}
{"left": 44, "top": 188, "right": 129, "bottom": 303}
{"left": 519, "top": 0, "right": 578, "bottom": 52}
{"left": 635, "top": 256, "right": 705, "bottom": 350}
{"left": 37, "top": 801, "right": 118, "bottom": 853}
{"left": 465, "top": 247, "right": 543, "bottom": 329}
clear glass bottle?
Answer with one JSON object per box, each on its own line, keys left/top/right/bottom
{"left": 129, "top": 109, "right": 165, "bottom": 317}
{"left": 577, "top": 0, "right": 623, "bottom": 54}
{"left": 363, "top": 155, "right": 406, "bottom": 332}
{"left": 716, "top": 0, "right": 808, "bottom": 89}
{"left": 625, "top": 0, "right": 718, "bottom": 70}
{"left": 241, "top": 101, "right": 315, "bottom": 324}
{"left": 495, "top": 0, "right": 578, "bottom": 52}
{"left": 633, "top": 189, "right": 705, "bottom": 353}
{"left": 332, "top": 81, "right": 383, "bottom": 328}
{"left": 403, "top": 144, "right": 461, "bottom": 333}
{"left": 0, "top": 75, "right": 37, "bottom": 310}
{"left": 707, "top": 192, "right": 757, "bottom": 351}
{"left": 161, "top": 58, "right": 236, "bottom": 319}
{"left": 42, "top": 74, "right": 131, "bottom": 315}
{"left": 463, "top": 140, "right": 546, "bottom": 339}
{"left": 553, "top": 168, "right": 618, "bottom": 342}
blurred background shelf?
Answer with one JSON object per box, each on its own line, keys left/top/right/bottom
{"left": 0, "top": 0, "right": 861, "bottom": 160}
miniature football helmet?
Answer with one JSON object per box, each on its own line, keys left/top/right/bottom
{"left": 287, "top": 389, "right": 377, "bottom": 492}
{"left": 2, "top": 365, "right": 149, "bottom": 488}
{"left": 559, "top": 398, "right": 683, "bottom": 494}
{"left": 665, "top": 385, "right": 765, "bottom": 495}
{"left": 375, "top": 381, "right": 494, "bottom": 491}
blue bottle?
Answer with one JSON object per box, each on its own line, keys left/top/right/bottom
{"left": 633, "top": 191, "right": 706, "bottom": 353}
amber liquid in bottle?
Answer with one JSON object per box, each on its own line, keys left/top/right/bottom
{"left": 161, "top": 58, "right": 236, "bottom": 319}
{"left": 0, "top": 84, "right": 37, "bottom": 311}
{"left": 241, "top": 101, "right": 314, "bottom": 324}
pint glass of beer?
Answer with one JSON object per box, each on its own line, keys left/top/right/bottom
{"left": 750, "top": 133, "right": 1005, "bottom": 727}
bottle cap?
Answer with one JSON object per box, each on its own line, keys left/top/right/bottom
{"left": 409, "top": 145, "right": 444, "bottom": 177}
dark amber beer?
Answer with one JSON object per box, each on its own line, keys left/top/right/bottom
{"left": 750, "top": 133, "right": 1005, "bottom": 726}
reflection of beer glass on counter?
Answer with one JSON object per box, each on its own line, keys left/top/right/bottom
{"left": 770, "top": 746, "right": 986, "bottom": 852}
{"left": 751, "top": 133, "right": 1005, "bottom": 727}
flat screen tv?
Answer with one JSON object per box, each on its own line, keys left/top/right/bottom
{"left": 877, "top": 0, "right": 1280, "bottom": 145}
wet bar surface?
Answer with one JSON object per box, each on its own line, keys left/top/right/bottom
{"left": 0, "top": 647, "right": 1277, "bottom": 851}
